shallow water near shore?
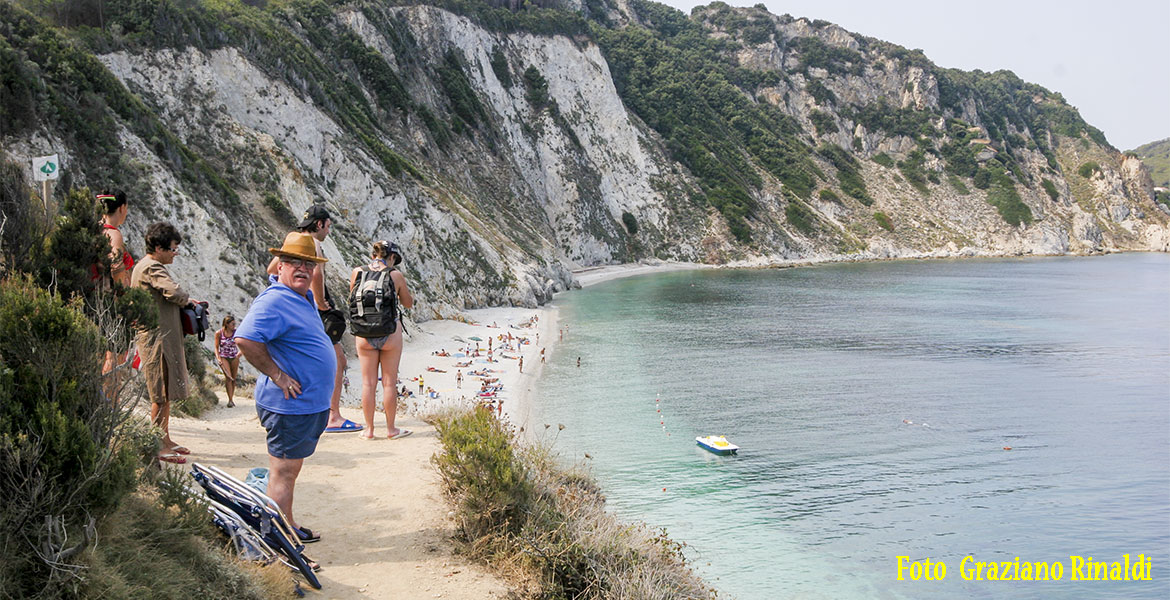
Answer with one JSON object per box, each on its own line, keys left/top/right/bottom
{"left": 532, "top": 254, "right": 1170, "bottom": 599}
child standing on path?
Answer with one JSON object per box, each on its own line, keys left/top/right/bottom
{"left": 214, "top": 315, "right": 241, "bottom": 407}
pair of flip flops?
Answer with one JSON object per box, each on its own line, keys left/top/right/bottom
{"left": 359, "top": 429, "right": 412, "bottom": 441}
{"left": 324, "top": 419, "right": 364, "bottom": 433}
{"left": 159, "top": 445, "right": 191, "bottom": 464}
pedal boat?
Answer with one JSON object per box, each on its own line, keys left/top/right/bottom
{"left": 696, "top": 435, "right": 739, "bottom": 455}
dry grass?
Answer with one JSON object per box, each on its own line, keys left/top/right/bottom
{"left": 80, "top": 475, "right": 292, "bottom": 599}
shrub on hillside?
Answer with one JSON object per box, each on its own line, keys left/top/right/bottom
{"left": 490, "top": 46, "right": 512, "bottom": 88}
{"left": 948, "top": 174, "right": 970, "bottom": 195}
{"left": 1077, "top": 161, "right": 1100, "bottom": 179}
{"left": 897, "top": 150, "right": 930, "bottom": 193}
{"left": 1041, "top": 178, "right": 1060, "bottom": 201}
{"left": 24, "top": 187, "right": 157, "bottom": 354}
{"left": 785, "top": 200, "right": 818, "bottom": 235}
{"left": 972, "top": 168, "right": 991, "bottom": 190}
{"left": 434, "top": 407, "right": 531, "bottom": 545}
{"left": 523, "top": 65, "right": 550, "bottom": 110}
{"left": 987, "top": 182, "right": 1033, "bottom": 226}
{"left": 817, "top": 144, "right": 871, "bottom": 204}
{"left": 262, "top": 192, "right": 296, "bottom": 226}
{"left": 621, "top": 211, "right": 639, "bottom": 235}
{"left": 39, "top": 188, "right": 111, "bottom": 300}
{"left": 0, "top": 275, "right": 144, "bottom": 596}
{"left": 872, "top": 153, "right": 895, "bottom": 168}
{"left": 809, "top": 110, "right": 837, "bottom": 135}
{"left": 435, "top": 408, "right": 715, "bottom": 599}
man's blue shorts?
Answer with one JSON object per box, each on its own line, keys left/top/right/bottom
{"left": 256, "top": 407, "right": 329, "bottom": 460}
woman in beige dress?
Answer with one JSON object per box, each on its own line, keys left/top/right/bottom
{"left": 130, "top": 222, "right": 192, "bottom": 463}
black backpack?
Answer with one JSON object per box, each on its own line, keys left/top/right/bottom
{"left": 348, "top": 267, "right": 398, "bottom": 337}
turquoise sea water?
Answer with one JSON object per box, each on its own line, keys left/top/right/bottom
{"left": 531, "top": 254, "right": 1170, "bottom": 599}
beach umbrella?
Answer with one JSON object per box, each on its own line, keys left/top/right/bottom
{"left": 468, "top": 336, "right": 483, "bottom": 341}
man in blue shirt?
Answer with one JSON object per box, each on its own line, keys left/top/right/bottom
{"left": 236, "top": 232, "right": 337, "bottom": 544}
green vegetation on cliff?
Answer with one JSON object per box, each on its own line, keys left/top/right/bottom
{"left": 595, "top": 0, "right": 826, "bottom": 242}
{"left": 1130, "top": 138, "right": 1170, "bottom": 188}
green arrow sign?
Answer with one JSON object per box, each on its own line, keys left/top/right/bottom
{"left": 32, "top": 154, "right": 60, "bottom": 181}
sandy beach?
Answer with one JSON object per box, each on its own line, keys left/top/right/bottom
{"left": 168, "top": 261, "right": 700, "bottom": 597}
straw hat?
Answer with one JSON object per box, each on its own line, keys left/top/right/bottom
{"left": 269, "top": 232, "right": 328, "bottom": 263}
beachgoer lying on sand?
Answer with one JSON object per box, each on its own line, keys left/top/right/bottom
{"left": 454, "top": 361, "right": 471, "bottom": 367}
{"left": 426, "top": 366, "right": 447, "bottom": 373}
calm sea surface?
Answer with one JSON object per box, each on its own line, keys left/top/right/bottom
{"left": 531, "top": 254, "right": 1170, "bottom": 599}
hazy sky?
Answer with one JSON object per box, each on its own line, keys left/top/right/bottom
{"left": 656, "top": 0, "right": 1169, "bottom": 151}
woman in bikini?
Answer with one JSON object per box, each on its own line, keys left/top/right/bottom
{"left": 214, "top": 315, "right": 241, "bottom": 407}
{"left": 99, "top": 191, "right": 133, "bottom": 400}
{"left": 349, "top": 241, "right": 413, "bottom": 439}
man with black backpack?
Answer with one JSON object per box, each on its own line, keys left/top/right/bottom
{"left": 347, "top": 241, "right": 414, "bottom": 440}
{"left": 267, "top": 205, "right": 361, "bottom": 434}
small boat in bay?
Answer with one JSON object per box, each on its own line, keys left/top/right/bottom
{"left": 696, "top": 435, "right": 739, "bottom": 455}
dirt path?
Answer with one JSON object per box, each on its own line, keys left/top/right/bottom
{"left": 169, "top": 392, "right": 508, "bottom": 599}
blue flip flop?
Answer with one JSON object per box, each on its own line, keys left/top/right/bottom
{"left": 324, "top": 419, "right": 363, "bottom": 433}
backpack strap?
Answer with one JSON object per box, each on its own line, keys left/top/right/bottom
{"left": 387, "top": 267, "right": 406, "bottom": 335}
{"left": 374, "top": 269, "right": 387, "bottom": 315}
{"left": 355, "top": 266, "right": 373, "bottom": 318}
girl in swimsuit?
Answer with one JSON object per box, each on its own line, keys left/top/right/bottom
{"left": 214, "top": 315, "right": 241, "bottom": 407}
{"left": 99, "top": 191, "right": 133, "bottom": 401}
{"left": 349, "top": 241, "right": 414, "bottom": 439}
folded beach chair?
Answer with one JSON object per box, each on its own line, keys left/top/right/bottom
{"left": 190, "top": 462, "right": 321, "bottom": 589}
{"left": 206, "top": 496, "right": 281, "bottom": 563}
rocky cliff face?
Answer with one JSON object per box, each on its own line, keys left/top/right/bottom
{"left": 2, "top": 1, "right": 1166, "bottom": 329}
